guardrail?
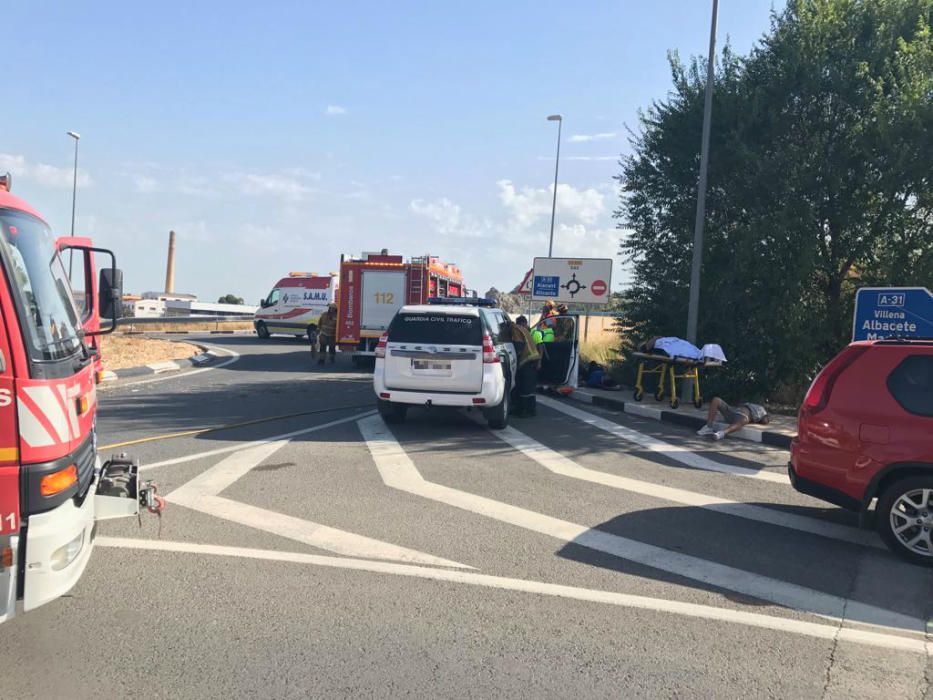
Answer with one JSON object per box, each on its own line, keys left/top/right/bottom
{"left": 119, "top": 315, "right": 253, "bottom": 325}
{"left": 116, "top": 316, "right": 255, "bottom": 333}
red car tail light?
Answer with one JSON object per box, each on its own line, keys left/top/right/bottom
{"left": 801, "top": 346, "right": 868, "bottom": 417}
{"left": 482, "top": 335, "right": 500, "bottom": 364}
{"left": 375, "top": 333, "right": 388, "bottom": 359}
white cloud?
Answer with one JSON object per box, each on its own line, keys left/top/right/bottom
{"left": 325, "top": 104, "right": 347, "bottom": 116}
{"left": 497, "top": 179, "right": 605, "bottom": 227}
{"left": 133, "top": 175, "right": 159, "bottom": 193}
{"left": 283, "top": 167, "right": 323, "bottom": 181}
{"left": 568, "top": 132, "right": 617, "bottom": 143}
{"left": 409, "top": 180, "right": 625, "bottom": 294}
{"left": 566, "top": 156, "right": 618, "bottom": 162}
{"left": 0, "top": 153, "right": 92, "bottom": 189}
{"left": 225, "top": 172, "right": 314, "bottom": 201}
{"left": 410, "top": 198, "right": 462, "bottom": 235}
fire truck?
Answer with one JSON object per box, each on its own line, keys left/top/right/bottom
{"left": 0, "top": 176, "right": 155, "bottom": 624}
{"left": 336, "top": 251, "right": 465, "bottom": 364}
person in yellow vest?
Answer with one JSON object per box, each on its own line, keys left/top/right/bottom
{"left": 316, "top": 303, "right": 338, "bottom": 365}
{"left": 511, "top": 315, "right": 541, "bottom": 417}
{"left": 532, "top": 316, "right": 556, "bottom": 347}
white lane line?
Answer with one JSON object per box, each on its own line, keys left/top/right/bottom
{"left": 164, "top": 423, "right": 468, "bottom": 570}
{"left": 358, "top": 414, "right": 924, "bottom": 634}
{"left": 140, "top": 410, "right": 377, "bottom": 472}
{"left": 478, "top": 418, "right": 881, "bottom": 549}
{"left": 166, "top": 440, "right": 290, "bottom": 499}
{"left": 183, "top": 495, "right": 471, "bottom": 569}
{"left": 539, "top": 396, "right": 789, "bottom": 484}
{"left": 101, "top": 344, "right": 241, "bottom": 389}
{"left": 96, "top": 537, "right": 930, "bottom": 655}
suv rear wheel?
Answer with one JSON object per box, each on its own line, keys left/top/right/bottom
{"left": 876, "top": 476, "right": 933, "bottom": 567}
{"left": 377, "top": 398, "right": 408, "bottom": 424}
{"left": 484, "top": 389, "right": 509, "bottom": 430}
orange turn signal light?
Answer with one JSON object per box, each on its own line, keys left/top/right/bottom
{"left": 40, "top": 465, "right": 78, "bottom": 497}
{"left": 76, "top": 395, "right": 89, "bottom": 416}
{"left": 95, "top": 370, "right": 105, "bottom": 385}
{"left": 1, "top": 546, "right": 13, "bottom": 569}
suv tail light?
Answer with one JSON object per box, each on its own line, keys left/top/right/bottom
{"left": 801, "top": 345, "right": 868, "bottom": 417}
{"left": 375, "top": 333, "right": 388, "bottom": 359}
{"left": 482, "top": 334, "right": 500, "bottom": 364}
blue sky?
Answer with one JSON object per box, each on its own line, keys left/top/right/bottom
{"left": 4, "top": 1, "right": 780, "bottom": 304}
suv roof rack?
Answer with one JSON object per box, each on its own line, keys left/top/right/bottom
{"left": 427, "top": 296, "right": 497, "bottom": 307}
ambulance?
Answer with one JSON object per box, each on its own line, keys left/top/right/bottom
{"left": 253, "top": 272, "right": 337, "bottom": 340}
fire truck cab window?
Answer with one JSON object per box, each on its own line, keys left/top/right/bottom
{"left": 0, "top": 209, "right": 83, "bottom": 361}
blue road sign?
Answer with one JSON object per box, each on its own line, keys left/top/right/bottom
{"left": 532, "top": 275, "right": 560, "bottom": 298}
{"left": 852, "top": 287, "right": 933, "bottom": 341}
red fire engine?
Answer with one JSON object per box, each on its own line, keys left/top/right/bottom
{"left": 0, "top": 176, "right": 156, "bottom": 623}
{"left": 336, "top": 251, "right": 465, "bottom": 363}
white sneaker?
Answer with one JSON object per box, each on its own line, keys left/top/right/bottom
{"left": 696, "top": 425, "right": 715, "bottom": 436}
{"left": 713, "top": 430, "right": 726, "bottom": 441}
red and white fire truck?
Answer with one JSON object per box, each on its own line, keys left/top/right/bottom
{"left": 336, "top": 251, "right": 465, "bottom": 364}
{"left": 0, "top": 177, "right": 155, "bottom": 624}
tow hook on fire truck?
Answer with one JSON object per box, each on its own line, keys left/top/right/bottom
{"left": 95, "top": 454, "right": 165, "bottom": 520}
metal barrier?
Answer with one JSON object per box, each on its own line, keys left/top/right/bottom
{"left": 116, "top": 316, "right": 255, "bottom": 333}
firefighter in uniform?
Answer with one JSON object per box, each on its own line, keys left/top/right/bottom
{"left": 317, "top": 303, "right": 338, "bottom": 365}
{"left": 511, "top": 315, "right": 541, "bottom": 417}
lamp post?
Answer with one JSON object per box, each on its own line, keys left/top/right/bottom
{"left": 67, "top": 131, "right": 81, "bottom": 236}
{"left": 546, "top": 114, "right": 562, "bottom": 257}
{"left": 685, "top": 0, "right": 719, "bottom": 345}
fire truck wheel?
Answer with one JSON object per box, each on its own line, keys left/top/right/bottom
{"left": 256, "top": 321, "right": 270, "bottom": 339}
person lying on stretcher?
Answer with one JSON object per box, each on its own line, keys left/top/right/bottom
{"left": 697, "top": 397, "right": 769, "bottom": 440}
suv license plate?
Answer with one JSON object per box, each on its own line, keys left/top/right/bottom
{"left": 412, "top": 360, "right": 452, "bottom": 371}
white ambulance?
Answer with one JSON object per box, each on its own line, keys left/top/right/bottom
{"left": 254, "top": 272, "right": 337, "bottom": 339}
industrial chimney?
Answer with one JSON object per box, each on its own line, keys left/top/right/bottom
{"left": 165, "top": 230, "right": 176, "bottom": 294}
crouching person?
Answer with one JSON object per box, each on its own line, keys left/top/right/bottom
{"left": 510, "top": 316, "right": 541, "bottom": 417}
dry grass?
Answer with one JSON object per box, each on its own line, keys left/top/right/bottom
{"left": 580, "top": 336, "right": 622, "bottom": 368}
{"left": 99, "top": 335, "right": 201, "bottom": 370}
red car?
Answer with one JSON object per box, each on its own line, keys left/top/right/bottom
{"left": 790, "top": 339, "right": 933, "bottom": 565}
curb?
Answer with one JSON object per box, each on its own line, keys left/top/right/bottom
{"left": 566, "top": 389, "right": 795, "bottom": 449}
{"left": 101, "top": 349, "right": 223, "bottom": 382}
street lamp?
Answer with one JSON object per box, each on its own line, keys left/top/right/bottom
{"left": 546, "top": 114, "right": 562, "bottom": 257}
{"left": 685, "top": 0, "right": 719, "bottom": 345}
{"left": 67, "top": 131, "right": 80, "bottom": 236}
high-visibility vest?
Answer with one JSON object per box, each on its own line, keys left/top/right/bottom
{"left": 532, "top": 327, "right": 554, "bottom": 345}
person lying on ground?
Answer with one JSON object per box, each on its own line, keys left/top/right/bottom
{"left": 696, "top": 397, "right": 769, "bottom": 440}
{"left": 585, "top": 361, "right": 621, "bottom": 390}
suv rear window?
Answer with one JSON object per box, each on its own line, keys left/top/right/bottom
{"left": 388, "top": 312, "right": 483, "bottom": 345}
{"left": 887, "top": 355, "right": 933, "bottom": 417}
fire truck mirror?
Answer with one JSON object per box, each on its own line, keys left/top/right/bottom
{"left": 99, "top": 267, "right": 124, "bottom": 326}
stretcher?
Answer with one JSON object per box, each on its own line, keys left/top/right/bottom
{"left": 631, "top": 352, "right": 722, "bottom": 409}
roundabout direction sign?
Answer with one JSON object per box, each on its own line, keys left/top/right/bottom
{"left": 531, "top": 257, "right": 613, "bottom": 305}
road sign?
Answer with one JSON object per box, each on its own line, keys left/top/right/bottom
{"left": 531, "top": 257, "right": 613, "bottom": 304}
{"left": 852, "top": 287, "right": 933, "bottom": 341}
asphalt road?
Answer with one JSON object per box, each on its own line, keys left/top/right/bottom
{"left": 3, "top": 335, "right": 932, "bottom": 699}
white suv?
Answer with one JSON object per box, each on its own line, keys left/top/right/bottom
{"left": 373, "top": 299, "right": 580, "bottom": 429}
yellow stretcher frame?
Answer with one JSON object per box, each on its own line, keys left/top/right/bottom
{"left": 631, "top": 352, "right": 722, "bottom": 409}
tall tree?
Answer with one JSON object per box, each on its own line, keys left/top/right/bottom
{"left": 618, "top": 0, "right": 933, "bottom": 399}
